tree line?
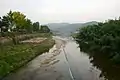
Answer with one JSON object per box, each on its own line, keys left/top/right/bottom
{"left": 0, "top": 10, "right": 50, "bottom": 36}
{"left": 74, "top": 18, "right": 120, "bottom": 63}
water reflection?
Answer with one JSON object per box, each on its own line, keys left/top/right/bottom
{"left": 86, "top": 52, "right": 120, "bottom": 80}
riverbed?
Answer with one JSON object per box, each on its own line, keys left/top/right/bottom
{"left": 3, "top": 36, "right": 109, "bottom": 80}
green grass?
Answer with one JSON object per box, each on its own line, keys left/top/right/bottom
{"left": 0, "top": 38, "right": 55, "bottom": 78}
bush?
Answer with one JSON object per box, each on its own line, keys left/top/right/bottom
{"left": 74, "top": 18, "right": 120, "bottom": 63}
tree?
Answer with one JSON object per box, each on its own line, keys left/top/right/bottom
{"left": 6, "top": 11, "right": 33, "bottom": 33}
{"left": 1, "top": 16, "right": 10, "bottom": 32}
{"left": 0, "top": 10, "right": 51, "bottom": 34}
{"left": 74, "top": 18, "right": 120, "bottom": 62}
{"left": 0, "top": 10, "right": 14, "bottom": 32}
{"left": 11, "top": 11, "right": 26, "bottom": 30}
{"left": 24, "top": 19, "right": 33, "bottom": 33}
{"left": 33, "top": 22, "right": 40, "bottom": 32}
{"left": 0, "top": 17, "right": 2, "bottom": 26}
{"left": 7, "top": 10, "right": 14, "bottom": 31}
{"left": 0, "top": 17, "right": 2, "bottom": 32}
{"left": 40, "top": 25, "right": 50, "bottom": 33}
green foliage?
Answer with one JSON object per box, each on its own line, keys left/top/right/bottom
{"left": 0, "top": 38, "right": 55, "bottom": 78}
{"left": 40, "top": 25, "right": 50, "bottom": 33}
{"left": 10, "top": 11, "right": 32, "bottom": 32}
{"left": 0, "top": 10, "right": 53, "bottom": 78}
{"left": 0, "top": 17, "right": 2, "bottom": 27}
{"left": 24, "top": 19, "right": 33, "bottom": 33}
{"left": 1, "top": 16, "right": 10, "bottom": 32}
{"left": 0, "top": 10, "right": 51, "bottom": 35}
{"left": 33, "top": 22, "right": 40, "bottom": 32}
{"left": 74, "top": 18, "right": 120, "bottom": 63}
{"left": 0, "top": 10, "right": 52, "bottom": 35}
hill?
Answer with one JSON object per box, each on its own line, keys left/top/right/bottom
{"left": 47, "top": 21, "right": 98, "bottom": 37}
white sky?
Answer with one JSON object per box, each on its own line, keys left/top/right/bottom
{"left": 0, "top": 0, "right": 119, "bottom": 24}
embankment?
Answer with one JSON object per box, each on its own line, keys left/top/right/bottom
{"left": 0, "top": 35, "right": 55, "bottom": 79}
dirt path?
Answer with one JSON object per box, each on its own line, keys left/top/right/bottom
{"left": 21, "top": 37, "right": 47, "bottom": 44}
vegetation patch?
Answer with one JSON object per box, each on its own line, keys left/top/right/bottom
{"left": 74, "top": 18, "right": 120, "bottom": 63}
{"left": 0, "top": 38, "right": 55, "bottom": 79}
{"left": 0, "top": 10, "right": 54, "bottom": 79}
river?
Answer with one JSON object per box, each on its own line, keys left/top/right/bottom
{"left": 3, "top": 36, "right": 120, "bottom": 80}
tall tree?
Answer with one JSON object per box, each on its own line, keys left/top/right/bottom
{"left": 40, "top": 25, "right": 50, "bottom": 33}
{"left": 0, "top": 17, "right": 2, "bottom": 32}
{"left": 33, "top": 22, "right": 40, "bottom": 32}
{"left": 11, "top": 11, "right": 26, "bottom": 30}
{"left": 0, "top": 17, "right": 2, "bottom": 28}
{"left": 1, "top": 16, "right": 10, "bottom": 32}
{"left": 24, "top": 19, "right": 33, "bottom": 33}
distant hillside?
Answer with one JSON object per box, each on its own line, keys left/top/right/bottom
{"left": 47, "top": 21, "right": 98, "bottom": 37}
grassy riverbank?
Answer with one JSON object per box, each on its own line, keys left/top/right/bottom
{"left": 0, "top": 36, "right": 55, "bottom": 78}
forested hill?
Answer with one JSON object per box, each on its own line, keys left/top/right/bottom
{"left": 47, "top": 21, "right": 98, "bottom": 37}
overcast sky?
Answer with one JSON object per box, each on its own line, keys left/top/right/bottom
{"left": 0, "top": 0, "right": 119, "bottom": 24}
